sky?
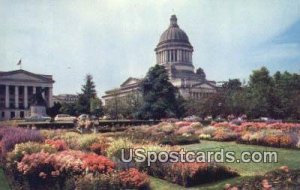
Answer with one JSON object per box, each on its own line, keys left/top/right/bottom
{"left": 0, "top": 0, "right": 300, "bottom": 96}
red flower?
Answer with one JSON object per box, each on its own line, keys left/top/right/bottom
{"left": 45, "top": 139, "right": 68, "bottom": 151}
{"left": 81, "top": 153, "right": 115, "bottom": 173}
{"left": 118, "top": 168, "right": 149, "bottom": 189}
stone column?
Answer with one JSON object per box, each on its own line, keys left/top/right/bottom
{"left": 5, "top": 85, "right": 9, "bottom": 108}
{"left": 48, "top": 87, "right": 53, "bottom": 107}
{"left": 33, "top": 86, "right": 36, "bottom": 94}
{"left": 15, "top": 86, "right": 19, "bottom": 108}
{"left": 42, "top": 87, "right": 45, "bottom": 99}
{"left": 24, "top": 86, "right": 28, "bottom": 108}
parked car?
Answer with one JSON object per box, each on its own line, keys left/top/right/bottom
{"left": 25, "top": 115, "right": 52, "bottom": 122}
{"left": 78, "top": 114, "right": 89, "bottom": 121}
{"left": 183, "top": 115, "right": 201, "bottom": 122}
{"left": 54, "top": 114, "right": 77, "bottom": 122}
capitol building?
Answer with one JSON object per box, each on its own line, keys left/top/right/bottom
{"left": 103, "top": 15, "right": 217, "bottom": 103}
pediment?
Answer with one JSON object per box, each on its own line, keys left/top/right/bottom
{"left": 0, "top": 70, "right": 53, "bottom": 83}
{"left": 120, "top": 77, "right": 142, "bottom": 87}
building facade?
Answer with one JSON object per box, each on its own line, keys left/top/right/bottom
{"left": 102, "top": 77, "right": 142, "bottom": 105}
{"left": 53, "top": 94, "right": 79, "bottom": 104}
{"left": 103, "top": 15, "right": 217, "bottom": 103}
{"left": 0, "top": 69, "right": 54, "bottom": 120}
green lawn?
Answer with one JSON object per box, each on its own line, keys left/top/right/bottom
{"left": 150, "top": 140, "right": 300, "bottom": 189}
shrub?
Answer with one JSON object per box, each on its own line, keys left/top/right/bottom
{"left": 90, "top": 143, "right": 108, "bottom": 155}
{"left": 146, "top": 162, "right": 238, "bottom": 187}
{"left": 17, "top": 151, "right": 56, "bottom": 178}
{"left": 278, "top": 134, "right": 296, "bottom": 148}
{"left": 106, "top": 139, "right": 133, "bottom": 159}
{"left": 77, "top": 134, "right": 101, "bottom": 150}
{"left": 81, "top": 153, "right": 115, "bottom": 174}
{"left": 0, "top": 127, "right": 43, "bottom": 154}
{"left": 199, "top": 134, "right": 211, "bottom": 140}
{"left": 39, "top": 130, "right": 58, "bottom": 139}
{"left": 118, "top": 168, "right": 149, "bottom": 189}
{"left": 175, "top": 126, "right": 195, "bottom": 135}
{"left": 263, "top": 135, "right": 280, "bottom": 147}
{"left": 201, "top": 126, "right": 217, "bottom": 136}
{"left": 45, "top": 139, "right": 68, "bottom": 151}
{"left": 7, "top": 142, "right": 57, "bottom": 162}
{"left": 59, "top": 132, "right": 81, "bottom": 149}
{"left": 160, "top": 135, "right": 199, "bottom": 145}
{"left": 75, "top": 173, "right": 121, "bottom": 190}
{"left": 213, "top": 122, "right": 231, "bottom": 128}
{"left": 167, "top": 162, "right": 238, "bottom": 187}
{"left": 190, "top": 122, "right": 203, "bottom": 128}
{"left": 213, "top": 128, "right": 237, "bottom": 141}
{"left": 175, "top": 121, "right": 192, "bottom": 127}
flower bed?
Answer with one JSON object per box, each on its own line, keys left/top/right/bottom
{"left": 136, "top": 160, "right": 238, "bottom": 187}
{"left": 0, "top": 126, "right": 242, "bottom": 189}
{"left": 0, "top": 128, "right": 150, "bottom": 190}
{"left": 197, "top": 122, "right": 300, "bottom": 148}
{"left": 0, "top": 127, "right": 44, "bottom": 155}
{"left": 123, "top": 122, "right": 202, "bottom": 145}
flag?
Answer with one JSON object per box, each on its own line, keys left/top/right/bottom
{"left": 17, "top": 59, "right": 22, "bottom": 65}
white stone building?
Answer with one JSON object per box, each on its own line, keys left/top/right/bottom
{"left": 53, "top": 94, "right": 79, "bottom": 104}
{"left": 103, "top": 15, "right": 217, "bottom": 103}
{"left": 0, "top": 69, "right": 54, "bottom": 120}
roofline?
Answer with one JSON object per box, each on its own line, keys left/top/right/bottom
{"left": 0, "top": 69, "right": 55, "bottom": 83}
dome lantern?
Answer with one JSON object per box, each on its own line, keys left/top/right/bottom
{"left": 170, "top": 15, "right": 178, "bottom": 27}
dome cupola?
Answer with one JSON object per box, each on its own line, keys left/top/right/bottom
{"left": 155, "top": 15, "right": 194, "bottom": 76}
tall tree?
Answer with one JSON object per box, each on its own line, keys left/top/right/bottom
{"left": 137, "top": 65, "right": 184, "bottom": 120}
{"left": 76, "top": 74, "right": 98, "bottom": 114}
{"left": 247, "top": 67, "right": 274, "bottom": 118}
{"left": 81, "top": 74, "right": 97, "bottom": 99}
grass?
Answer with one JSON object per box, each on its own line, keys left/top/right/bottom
{"left": 150, "top": 140, "right": 300, "bottom": 189}
{"left": 0, "top": 168, "right": 10, "bottom": 190}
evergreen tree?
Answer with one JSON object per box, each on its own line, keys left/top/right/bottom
{"left": 137, "top": 65, "right": 184, "bottom": 120}
{"left": 76, "top": 74, "right": 98, "bottom": 114}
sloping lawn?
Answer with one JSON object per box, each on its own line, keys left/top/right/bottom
{"left": 150, "top": 140, "right": 300, "bottom": 189}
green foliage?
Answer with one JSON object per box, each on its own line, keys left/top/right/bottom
{"left": 90, "top": 97, "right": 103, "bottom": 117}
{"left": 60, "top": 103, "right": 77, "bottom": 115}
{"left": 138, "top": 65, "right": 185, "bottom": 119}
{"left": 76, "top": 74, "right": 102, "bottom": 114}
{"left": 46, "top": 102, "right": 62, "bottom": 117}
{"left": 106, "top": 138, "right": 133, "bottom": 159}
{"left": 7, "top": 142, "right": 56, "bottom": 162}
{"left": 184, "top": 67, "right": 300, "bottom": 120}
{"left": 77, "top": 134, "right": 101, "bottom": 150}
{"left": 104, "top": 91, "right": 142, "bottom": 119}
{"left": 82, "top": 74, "right": 97, "bottom": 99}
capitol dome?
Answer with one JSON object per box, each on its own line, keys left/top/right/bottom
{"left": 155, "top": 15, "right": 194, "bottom": 76}
{"left": 157, "top": 15, "right": 192, "bottom": 47}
